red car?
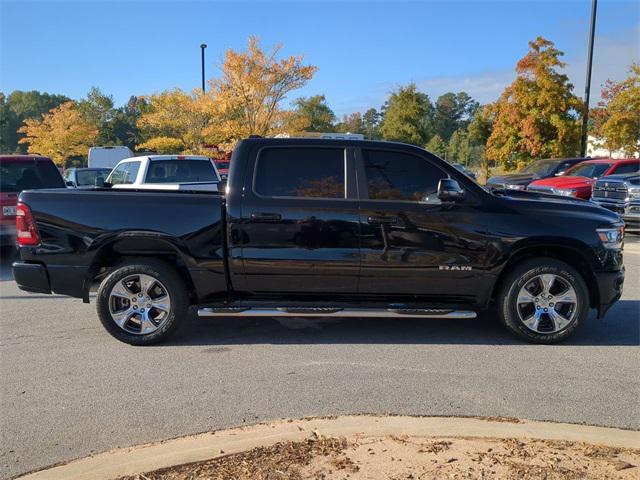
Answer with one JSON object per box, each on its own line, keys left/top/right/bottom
{"left": 214, "top": 159, "right": 229, "bottom": 180}
{"left": 527, "top": 158, "right": 640, "bottom": 199}
{"left": 0, "top": 155, "right": 65, "bottom": 246}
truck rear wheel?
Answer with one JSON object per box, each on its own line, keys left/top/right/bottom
{"left": 498, "top": 258, "right": 589, "bottom": 344}
{"left": 96, "top": 259, "right": 188, "bottom": 345}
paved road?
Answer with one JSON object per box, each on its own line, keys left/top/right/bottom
{"left": 1, "top": 243, "right": 639, "bottom": 478}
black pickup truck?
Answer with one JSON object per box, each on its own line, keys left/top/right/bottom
{"left": 13, "top": 138, "right": 625, "bottom": 345}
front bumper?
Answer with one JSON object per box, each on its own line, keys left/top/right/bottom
{"left": 595, "top": 267, "right": 625, "bottom": 319}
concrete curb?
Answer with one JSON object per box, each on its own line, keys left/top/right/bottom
{"left": 19, "top": 415, "right": 640, "bottom": 480}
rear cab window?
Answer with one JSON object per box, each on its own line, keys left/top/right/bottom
{"left": 0, "top": 158, "right": 65, "bottom": 192}
{"left": 254, "top": 147, "right": 345, "bottom": 199}
{"left": 145, "top": 159, "right": 219, "bottom": 183}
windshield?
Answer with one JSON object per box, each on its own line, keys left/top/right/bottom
{"left": 145, "top": 159, "right": 218, "bottom": 183}
{"left": 566, "top": 162, "right": 611, "bottom": 178}
{"left": 521, "top": 159, "right": 558, "bottom": 176}
{"left": 0, "top": 160, "right": 65, "bottom": 192}
{"left": 76, "top": 169, "right": 111, "bottom": 186}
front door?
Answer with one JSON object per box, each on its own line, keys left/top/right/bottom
{"left": 237, "top": 145, "right": 360, "bottom": 297}
{"left": 356, "top": 147, "right": 490, "bottom": 305}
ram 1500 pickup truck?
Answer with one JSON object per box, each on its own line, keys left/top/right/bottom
{"left": 12, "top": 138, "right": 626, "bottom": 345}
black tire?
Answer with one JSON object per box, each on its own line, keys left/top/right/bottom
{"left": 96, "top": 258, "right": 188, "bottom": 345}
{"left": 498, "top": 257, "right": 590, "bottom": 344}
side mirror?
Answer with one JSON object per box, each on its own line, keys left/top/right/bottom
{"left": 437, "top": 178, "right": 465, "bottom": 202}
{"left": 65, "top": 181, "right": 74, "bottom": 187}
{"left": 555, "top": 171, "right": 565, "bottom": 176}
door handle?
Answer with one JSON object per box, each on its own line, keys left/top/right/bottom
{"left": 250, "top": 212, "right": 282, "bottom": 222}
{"left": 367, "top": 215, "right": 398, "bottom": 225}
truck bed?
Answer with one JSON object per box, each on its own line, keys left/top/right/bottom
{"left": 16, "top": 188, "right": 228, "bottom": 302}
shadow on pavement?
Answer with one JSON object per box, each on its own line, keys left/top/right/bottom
{"left": 0, "top": 246, "right": 18, "bottom": 281}
{"left": 160, "top": 299, "right": 639, "bottom": 348}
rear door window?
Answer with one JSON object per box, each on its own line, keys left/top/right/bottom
{"left": 254, "top": 148, "right": 345, "bottom": 198}
{"left": 612, "top": 162, "right": 640, "bottom": 175}
{"left": 0, "top": 159, "right": 65, "bottom": 192}
{"left": 145, "top": 160, "right": 218, "bottom": 183}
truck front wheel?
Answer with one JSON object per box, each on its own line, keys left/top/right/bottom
{"left": 498, "top": 258, "right": 590, "bottom": 344}
{"left": 96, "top": 259, "right": 188, "bottom": 345}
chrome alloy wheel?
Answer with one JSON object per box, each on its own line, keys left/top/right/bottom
{"left": 108, "top": 274, "right": 171, "bottom": 335}
{"left": 516, "top": 274, "right": 578, "bottom": 334}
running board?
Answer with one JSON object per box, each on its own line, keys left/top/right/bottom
{"left": 197, "top": 307, "right": 476, "bottom": 319}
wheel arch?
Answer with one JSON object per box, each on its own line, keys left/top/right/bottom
{"left": 492, "top": 241, "right": 600, "bottom": 309}
{"left": 83, "top": 234, "right": 197, "bottom": 302}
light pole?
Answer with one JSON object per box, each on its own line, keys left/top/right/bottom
{"left": 200, "top": 44, "right": 207, "bottom": 92}
{"left": 580, "top": 0, "right": 597, "bottom": 157}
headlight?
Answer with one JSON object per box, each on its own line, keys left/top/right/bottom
{"left": 628, "top": 187, "right": 640, "bottom": 200}
{"left": 554, "top": 188, "right": 578, "bottom": 197}
{"left": 505, "top": 184, "right": 526, "bottom": 190}
{"left": 597, "top": 226, "right": 624, "bottom": 249}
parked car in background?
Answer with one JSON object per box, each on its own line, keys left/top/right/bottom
{"left": 527, "top": 158, "right": 640, "bottom": 199}
{"left": 64, "top": 167, "right": 112, "bottom": 188}
{"left": 0, "top": 155, "right": 65, "bottom": 246}
{"left": 486, "top": 157, "right": 590, "bottom": 191}
{"left": 105, "top": 155, "right": 221, "bottom": 191}
{"left": 88, "top": 146, "right": 134, "bottom": 169}
{"left": 214, "top": 159, "right": 230, "bottom": 180}
{"left": 451, "top": 163, "right": 476, "bottom": 180}
{"left": 13, "top": 138, "right": 625, "bottom": 346}
{"left": 591, "top": 173, "right": 640, "bottom": 233}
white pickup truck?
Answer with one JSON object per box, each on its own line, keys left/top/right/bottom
{"left": 105, "top": 155, "right": 221, "bottom": 192}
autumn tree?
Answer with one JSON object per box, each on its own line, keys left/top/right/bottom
{"left": 336, "top": 112, "right": 364, "bottom": 134}
{"left": 207, "top": 36, "right": 317, "bottom": 144}
{"left": 379, "top": 84, "right": 434, "bottom": 145}
{"left": 591, "top": 63, "right": 640, "bottom": 156}
{"left": 486, "top": 37, "right": 582, "bottom": 170}
{"left": 137, "top": 88, "right": 214, "bottom": 153}
{"left": 426, "top": 134, "right": 447, "bottom": 158}
{"left": 1, "top": 90, "right": 70, "bottom": 153}
{"left": 287, "top": 95, "right": 336, "bottom": 132}
{"left": 18, "top": 101, "right": 98, "bottom": 166}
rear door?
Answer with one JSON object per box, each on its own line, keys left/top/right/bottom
{"left": 356, "top": 147, "right": 490, "bottom": 304}
{"left": 236, "top": 145, "right": 361, "bottom": 296}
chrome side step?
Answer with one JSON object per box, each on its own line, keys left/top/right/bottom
{"left": 198, "top": 307, "right": 476, "bottom": 319}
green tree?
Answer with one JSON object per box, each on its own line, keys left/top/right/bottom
{"left": 467, "top": 106, "right": 494, "bottom": 180}
{"left": 100, "top": 96, "right": 145, "bottom": 149}
{"left": 362, "top": 108, "right": 381, "bottom": 139}
{"left": 447, "top": 130, "right": 470, "bottom": 165}
{"left": 426, "top": 134, "right": 447, "bottom": 158}
{"left": 434, "top": 92, "right": 479, "bottom": 141}
{"left": 486, "top": 37, "right": 582, "bottom": 170}
{"left": 2, "top": 90, "right": 70, "bottom": 152}
{"left": 289, "top": 95, "right": 336, "bottom": 132}
{"left": 379, "top": 84, "right": 434, "bottom": 146}
{"left": 78, "top": 87, "right": 116, "bottom": 144}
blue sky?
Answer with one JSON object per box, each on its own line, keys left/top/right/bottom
{"left": 1, "top": 0, "right": 638, "bottom": 116}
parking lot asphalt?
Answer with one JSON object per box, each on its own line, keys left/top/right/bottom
{"left": 1, "top": 242, "right": 639, "bottom": 479}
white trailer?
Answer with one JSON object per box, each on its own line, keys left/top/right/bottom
{"left": 88, "top": 146, "right": 134, "bottom": 169}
